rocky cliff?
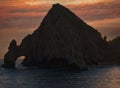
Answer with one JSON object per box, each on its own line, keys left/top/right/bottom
{"left": 108, "top": 36, "right": 120, "bottom": 64}
{"left": 2, "top": 4, "right": 109, "bottom": 69}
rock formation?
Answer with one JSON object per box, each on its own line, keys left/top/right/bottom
{"left": 108, "top": 36, "right": 120, "bottom": 64}
{"left": 2, "top": 40, "right": 18, "bottom": 68}
{"left": 2, "top": 4, "right": 110, "bottom": 69}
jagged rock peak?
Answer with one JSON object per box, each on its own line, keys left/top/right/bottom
{"left": 8, "top": 39, "right": 17, "bottom": 50}
{"left": 48, "top": 3, "right": 70, "bottom": 16}
{"left": 50, "top": 3, "right": 74, "bottom": 14}
{"left": 37, "top": 3, "right": 86, "bottom": 31}
{"left": 52, "top": 3, "right": 68, "bottom": 9}
{"left": 52, "top": 3, "right": 63, "bottom": 8}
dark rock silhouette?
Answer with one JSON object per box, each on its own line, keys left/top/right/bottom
{"left": 108, "top": 36, "right": 120, "bottom": 64}
{"left": 2, "top": 4, "right": 113, "bottom": 69}
{"left": 2, "top": 40, "right": 17, "bottom": 68}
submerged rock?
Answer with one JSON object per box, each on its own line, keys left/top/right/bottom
{"left": 2, "top": 4, "right": 109, "bottom": 69}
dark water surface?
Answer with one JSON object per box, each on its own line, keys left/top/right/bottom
{"left": 0, "top": 59, "right": 120, "bottom": 88}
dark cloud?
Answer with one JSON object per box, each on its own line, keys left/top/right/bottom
{"left": 0, "top": 16, "right": 43, "bottom": 29}
{"left": 8, "top": 5, "right": 49, "bottom": 13}
{"left": 9, "top": 8, "right": 47, "bottom": 13}
{"left": 68, "top": 2, "right": 120, "bottom": 21}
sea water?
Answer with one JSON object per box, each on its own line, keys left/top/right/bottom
{"left": 0, "top": 59, "right": 120, "bottom": 88}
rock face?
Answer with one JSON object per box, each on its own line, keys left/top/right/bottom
{"left": 2, "top": 40, "right": 18, "bottom": 68}
{"left": 3, "top": 4, "right": 108, "bottom": 68}
{"left": 108, "top": 36, "right": 120, "bottom": 64}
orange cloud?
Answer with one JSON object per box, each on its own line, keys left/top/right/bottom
{"left": 24, "top": 0, "right": 114, "bottom": 5}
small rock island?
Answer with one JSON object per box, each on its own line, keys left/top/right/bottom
{"left": 2, "top": 4, "right": 120, "bottom": 69}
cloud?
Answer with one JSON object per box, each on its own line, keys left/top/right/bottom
{"left": 68, "top": 1, "right": 120, "bottom": 21}
{"left": 0, "top": 0, "right": 114, "bottom": 6}
{"left": 0, "top": 1, "right": 119, "bottom": 30}
{"left": 24, "top": 0, "right": 114, "bottom": 5}
{"left": 88, "top": 18, "right": 120, "bottom": 39}
{"left": 0, "top": 4, "right": 49, "bottom": 29}
{"left": 0, "top": 16, "right": 43, "bottom": 29}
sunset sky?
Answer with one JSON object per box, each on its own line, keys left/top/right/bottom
{"left": 0, "top": 0, "right": 120, "bottom": 58}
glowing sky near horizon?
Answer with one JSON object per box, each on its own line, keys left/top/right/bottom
{"left": 0, "top": 0, "right": 120, "bottom": 58}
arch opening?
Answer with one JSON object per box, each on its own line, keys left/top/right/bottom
{"left": 16, "top": 56, "right": 25, "bottom": 67}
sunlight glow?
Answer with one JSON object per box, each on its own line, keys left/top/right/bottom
{"left": 25, "top": 0, "right": 113, "bottom": 5}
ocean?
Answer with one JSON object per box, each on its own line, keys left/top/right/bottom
{"left": 0, "top": 59, "right": 120, "bottom": 88}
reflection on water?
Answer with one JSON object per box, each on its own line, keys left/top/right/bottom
{"left": 0, "top": 60, "right": 120, "bottom": 88}
{"left": 103, "top": 67, "right": 120, "bottom": 88}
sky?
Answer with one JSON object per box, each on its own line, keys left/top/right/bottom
{"left": 0, "top": 0, "right": 120, "bottom": 58}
